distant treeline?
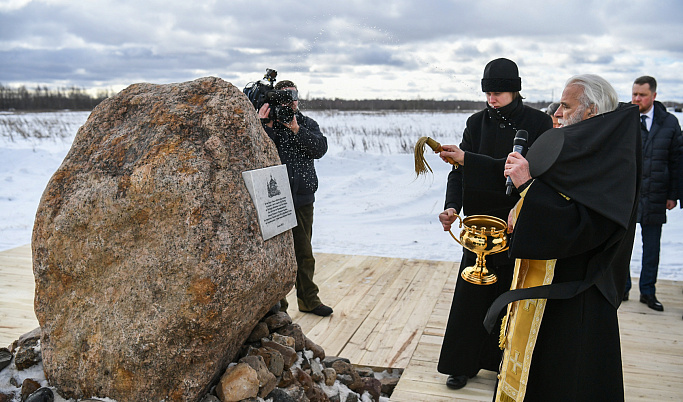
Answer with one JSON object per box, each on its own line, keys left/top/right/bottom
{"left": 0, "top": 84, "right": 111, "bottom": 111}
{"left": 2, "top": 84, "right": 681, "bottom": 112}
{"left": 0, "top": 84, "right": 553, "bottom": 112}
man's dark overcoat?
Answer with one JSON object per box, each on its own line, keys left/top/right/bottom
{"left": 637, "top": 100, "right": 682, "bottom": 224}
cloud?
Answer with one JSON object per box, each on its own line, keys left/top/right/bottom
{"left": 1, "top": 1, "right": 683, "bottom": 101}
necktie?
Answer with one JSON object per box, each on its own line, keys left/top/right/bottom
{"left": 641, "top": 115, "right": 649, "bottom": 143}
{"left": 640, "top": 115, "right": 648, "bottom": 132}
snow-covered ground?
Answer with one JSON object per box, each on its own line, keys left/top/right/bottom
{"left": 1, "top": 109, "right": 682, "bottom": 282}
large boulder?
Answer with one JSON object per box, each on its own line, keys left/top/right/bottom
{"left": 31, "top": 77, "right": 297, "bottom": 401}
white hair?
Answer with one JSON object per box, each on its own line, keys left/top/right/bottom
{"left": 565, "top": 74, "right": 619, "bottom": 115}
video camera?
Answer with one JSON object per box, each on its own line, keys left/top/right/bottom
{"left": 243, "top": 68, "right": 296, "bottom": 123}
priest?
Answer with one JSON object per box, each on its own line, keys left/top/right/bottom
{"left": 489, "top": 74, "right": 641, "bottom": 401}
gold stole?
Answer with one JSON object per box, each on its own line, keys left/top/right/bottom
{"left": 495, "top": 184, "right": 557, "bottom": 402}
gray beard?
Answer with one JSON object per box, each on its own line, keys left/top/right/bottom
{"left": 562, "top": 105, "right": 587, "bottom": 126}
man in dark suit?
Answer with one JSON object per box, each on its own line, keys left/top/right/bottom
{"left": 625, "top": 75, "right": 683, "bottom": 311}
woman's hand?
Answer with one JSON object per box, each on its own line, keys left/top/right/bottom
{"left": 439, "top": 208, "right": 458, "bottom": 231}
{"left": 439, "top": 144, "right": 465, "bottom": 166}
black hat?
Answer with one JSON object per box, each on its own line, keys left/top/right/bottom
{"left": 481, "top": 58, "right": 521, "bottom": 92}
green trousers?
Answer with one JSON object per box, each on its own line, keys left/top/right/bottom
{"left": 281, "top": 203, "right": 321, "bottom": 312}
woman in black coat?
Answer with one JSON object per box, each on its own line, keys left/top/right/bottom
{"left": 436, "top": 58, "right": 552, "bottom": 390}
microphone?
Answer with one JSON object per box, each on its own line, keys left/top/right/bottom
{"left": 506, "top": 130, "right": 529, "bottom": 196}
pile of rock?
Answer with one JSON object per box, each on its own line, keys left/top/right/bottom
{"left": 1, "top": 328, "right": 47, "bottom": 402}
{"left": 0, "top": 310, "right": 401, "bottom": 402}
{"left": 212, "top": 308, "right": 400, "bottom": 402}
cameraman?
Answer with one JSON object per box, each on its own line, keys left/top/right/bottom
{"left": 258, "top": 80, "right": 332, "bottom": 317}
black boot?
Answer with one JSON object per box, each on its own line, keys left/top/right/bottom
{"left": 446, "top": 374, "right": 468, "bottom": 390}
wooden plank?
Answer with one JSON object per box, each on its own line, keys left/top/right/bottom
{"left": 306, "top": 253, "right": 356, "bottom": 285}
{"left": 338, "top": 258, "right": 425, "bottom": 366}
{"left": 617, "top": 276, "right": 683, "bottom": 402}
{"left": 0, "top": 245, "right": 38, "bottom": 347}
{"left": 392, "top": 358, "right": 496, "bottom": 401}
{"left": 288, "top": 255, "right": 399, "bottom": 347}
{"left": 355, "top": 259, "right": 452, "bottom": 368}
{"left": 303, "top": 256, "right": 404, "bottom": 357}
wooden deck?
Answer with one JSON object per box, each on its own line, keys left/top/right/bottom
{"left": 2, "top": 245, "right": 683, "bottom": 400}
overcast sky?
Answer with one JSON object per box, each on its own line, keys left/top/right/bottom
{"left": 2, "top": 0, "right": 683, "bottom": 103}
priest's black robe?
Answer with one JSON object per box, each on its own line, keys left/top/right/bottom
{"left": 507, "top": 180, "right": 625, "bottom": 401}
{"left": 487, "top": 103, "right": 641, "bottom": 401}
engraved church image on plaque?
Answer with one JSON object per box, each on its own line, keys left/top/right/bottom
{"left": 242, "top": 164, "right": 297, "bottom": 240}
{"left": 267, "top": 175, "right": 281, "bottom": 197}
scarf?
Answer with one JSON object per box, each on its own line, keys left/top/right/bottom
{"left": 486, "top": 96, "right": 524, "bottom": 132}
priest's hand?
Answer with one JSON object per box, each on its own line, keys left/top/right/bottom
{"left": 439, "top": 208, "right": 458, "bottom": 231}
{"left": 505, "top": 152, "right": 531, "bottom": 188}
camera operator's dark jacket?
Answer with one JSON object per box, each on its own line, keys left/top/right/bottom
{"left": 263, "top": 111, "right": 328, "bottom": 209}
{"left": 637, "top": 100, "right": 682, "bottom": 225}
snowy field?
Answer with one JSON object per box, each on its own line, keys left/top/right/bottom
{"left": 1, "top": 109, "right": 682, "bottom": 281}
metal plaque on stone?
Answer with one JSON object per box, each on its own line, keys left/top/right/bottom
{"left": 242, "top": 164, "right": 297, "bottom": 241}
